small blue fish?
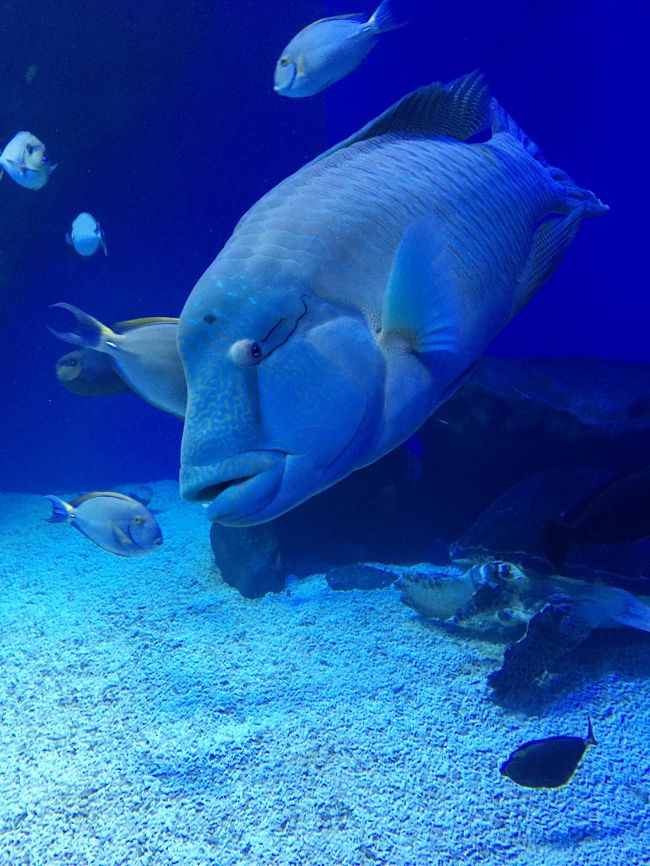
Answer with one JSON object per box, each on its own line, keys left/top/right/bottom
{"left": 44, "top": 492, "right": 162, "bottom": 557}
{"left": 66, "top": 212, "right": 107, "bottom": 257}
{"left": 48, "top": 304, "right": 186, "bottom": 418}
{"left": 274, "top": 0, "right": 404, "bottom": 98}
{"left": 0, "top": 131, "right": 56, "bottom": 189}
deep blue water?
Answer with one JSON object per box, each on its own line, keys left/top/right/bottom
{"left": 0, "top": 0, "right": 647, "bottom": 494}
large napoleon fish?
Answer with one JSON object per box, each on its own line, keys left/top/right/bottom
{"left": 178, "top": 73, "right": 607, "bottom": 527}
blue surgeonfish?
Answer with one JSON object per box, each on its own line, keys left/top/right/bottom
{"left": 177, "top": 72, "right": 607, "bottom": 527}
{"left": 274, "top": 0, "right": 403, "bottom": 97}
{"left": 44, "top": 492, "right": 162, "bottom": 557}
{"left": 0, "top": 131, "right": 56, "bottom": 189}
{"left": 49, "top": 304, "right": 186, "bottom": 418}
{"left": 66, "top": 212, "right": 107, "bottom": 257}
{"left": 56, "top": 348, "right": 129, "bottom": 397}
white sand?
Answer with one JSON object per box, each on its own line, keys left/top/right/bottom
{"left": 0, "top": 483, "right": 648, "bottom": 865}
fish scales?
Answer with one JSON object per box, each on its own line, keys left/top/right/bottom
{"left": 215, "top": 136, "right": 553, "bottom": 327}
{"left": 178, "top": 74, "right": 607, "bottom": 525}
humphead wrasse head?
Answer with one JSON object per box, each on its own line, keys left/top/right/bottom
{"left": 178, "top": 274, "right": 387, "bottom": 526}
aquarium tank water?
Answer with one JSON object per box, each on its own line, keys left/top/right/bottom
{"left": 0, "top": 1, "right": 648, "bottom": 864}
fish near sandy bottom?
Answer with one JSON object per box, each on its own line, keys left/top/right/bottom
{"left": 500, "top": 719, "right": 596, "bottom": 789}
{"left": 44, "top": 492, "right": 162, "bottom": 557}
{"left": 178, "top": 72, "right": 608, "bottom": 527}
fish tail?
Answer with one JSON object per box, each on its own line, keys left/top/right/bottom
{"left": 367, "top": 0, "right": 406, "bottom": 34}
{"left": 491, "top": 99, "right": 608, "bottom": 217}
{"left": 44, "top": 495, "right": 74, "bottom": 523}
{"left": 586, "top": 717, "right": 597, "bottom": 747}
{"left": 541, "top": 520, "right": 569, "bottom": 571}
{"left": 48, "top": 302, "right": 118, "bottom": 353}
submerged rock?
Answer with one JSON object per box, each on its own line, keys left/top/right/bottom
{"left": 488, "top": 596, "right": 593, "bottom": 698}
{"left": 209, "top": 522, "right": 284, "bottom": 599}
{"left": 489, "top": 584, "right": 650, "bottom": 698}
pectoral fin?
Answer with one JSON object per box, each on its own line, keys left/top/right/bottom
{"left": 380, "top": 215, "right": 465, "bottom": 356}
{"left": 110, "top": 521, "right": 133, "bottom": 548}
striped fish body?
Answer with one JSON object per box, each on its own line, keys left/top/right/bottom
{"left": 179, "top": 73, "right": 607, "bottom": 526}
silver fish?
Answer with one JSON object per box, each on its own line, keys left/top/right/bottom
{"left": 66, "top": 212, "right": 107, "bottom": 257}
{"left": 274, "top": 0, "right": 403, "bottom": 97}
{"left": 0, "top": 131, "right": 56, "bottom": 189}
{"left": 44, "top": 491, "right": 162, "bottom": 557}
{"left": 49, "top": 304, "right": 186, "bottom": 418}
{"left": 177, "top": 72, "right": 607, "bottom": 526}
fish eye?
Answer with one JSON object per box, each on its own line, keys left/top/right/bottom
{"left": 228, "top": 338, "right": 264, "bottom": 367}
{"left": 279, "top": 56, "right": 291, "bottom": 67}
{"left": 26, "top": 144, "right": 34, "bottom": 155}
{"left": 132, "top": 514, "right": 145, "bottom": 525}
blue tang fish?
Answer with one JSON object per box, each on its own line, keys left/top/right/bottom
{"left": 0, "top": 131, "right": 56, "bottom": 189}
{"left": 49, "top": 304, "right": 186, "bottom": 418}
{"left": 274, "top": 0, "right": 403, "bottom": 97}
{"left": 177, "top": 72, "right": 607, "bottom": 526}
{"left": 44, "top": 492, "right": 162, "bottom": 557}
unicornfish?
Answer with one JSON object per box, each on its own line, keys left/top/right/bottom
{"left": 177, "top": 72, "right": 608, "bottom": 526}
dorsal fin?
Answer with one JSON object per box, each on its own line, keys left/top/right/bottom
{"left": 70, "top": 491, "right": 140, "bottom": 507}
{"left": 311, "top": 71, "right": 491, "bottom": 166}
{"left": 113, "top": 316, "right": 179, "bottom": 330}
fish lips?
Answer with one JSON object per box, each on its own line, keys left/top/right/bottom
{"left": 183, "top": 451, "right": 287, "bottom": 526}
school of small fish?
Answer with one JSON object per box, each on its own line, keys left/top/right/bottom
{"left": 3, "top": 1, "right": 622, "bottom": 791}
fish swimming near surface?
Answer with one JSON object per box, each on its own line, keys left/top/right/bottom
{"left": 56, "top": 348, "right": 129, "bottom": 397}
{"left": 177, "top": 72, "right": 607, "bottom": 527}
{"left": 66, "top": 212, "right": 107, "bottom": 257}
{"left": 0, "top": 131, "right": 56, "bottom": 189}
{"left": 44, "top": 492, "right": 162, "bottom": 557}
{"left": 274, "top": 0, "right": 404, "bottom": 97}
{"left": 49, "top": 304, "right": 186, "bottom": 418}
{"left": 543, "top": 464, "right": 650, "bottom": 569}
{"left": 500, "top": 719, "right": 596, "bottom": 789}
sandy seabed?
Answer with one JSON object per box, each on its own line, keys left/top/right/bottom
{"left": 0, "top": 482, "right": 648, "bottom": 866}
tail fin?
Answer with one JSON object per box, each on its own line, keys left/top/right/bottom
{"left": 542, "top": 520, "right": 569, "bottom": 570}
{"left": 48, "top": 302, "right": 118, "bottom": 352}
{"left": 44, "top": 495, "right": 74, "bottom": 523}
{"left": 606, "top": 587, "right": 650, "bottom": 633}
{"left": 490, "top": 98, "right": 608, "bottom": 219}
{"left": 367, "top": 0, "right": 407, "bottom": 34}
{"left": 585, "top": 718, "right": 597, "bottom": 748}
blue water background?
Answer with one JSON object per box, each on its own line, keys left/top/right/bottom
{"left": 0, "top": 0, "right": 646, "bottom": 494}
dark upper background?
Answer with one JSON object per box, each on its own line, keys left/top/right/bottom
{"left": 0, "top": 0, "right": 646, "bottom": 493}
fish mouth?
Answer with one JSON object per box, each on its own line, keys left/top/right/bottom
{"left": 182, "top": 451, "right": 287, "bottom": 525}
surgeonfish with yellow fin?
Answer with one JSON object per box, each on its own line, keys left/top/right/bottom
{"left": 274, "top": 0, "right": 404, "bottom": 97}
{"left": 66, "top": 212, "right": 107, "bottom": 257}
{"left": 177, "top": 72, "right": 607, "bottom": 527}
{"left": 48, "top": 304, "right": 186, "bottom": 418}
{"left": 500, "top": 719, "right": 596, "bottom": 789}
{"left": 0, "top": 131, "right": 56, "bottom": 189}
{"left": 55, "top": 348, "right": 129, "bottom": 397}
{"left": 44, "top": 492, "right": 162, "bottom": 557}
